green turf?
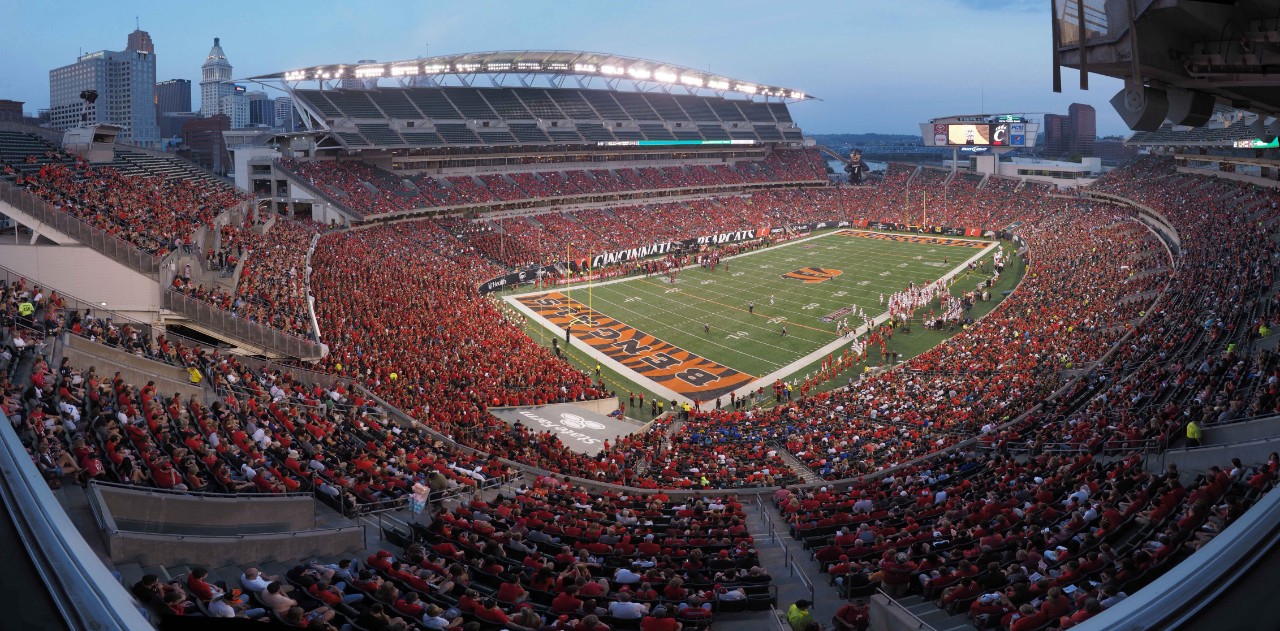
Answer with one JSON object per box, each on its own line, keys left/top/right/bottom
{"left": 505, "top": 229, "right": 1023, "bottom": 421}
{"left": 546, "top": 230, "right": 993, "bottom": 377}
{"left": 795, "top": 249, "right": 1026, "bottom": 395}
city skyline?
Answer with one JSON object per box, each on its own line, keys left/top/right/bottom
{"left": 1, "top": 0, "right": 1132, "bottom": 137}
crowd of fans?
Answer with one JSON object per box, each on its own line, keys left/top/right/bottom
{"left": 6, "top": 152, "right": 246, "bottom": 257}
{"left": 136, "top": 477, "right": 774, "bottom": 629}
{"left": 6, "top": 293, "right": 510, "bottom": 516}
{"left": 454, "top": 189, "right": 851, "bottom": 270}
{"left": 280, "top": 158, "right": 423, "bottom": 217}
{"left": 170, "top": 214, "right": 321, "bottom": 340}
{"left": 781, "top": 448, "right": 1271, "bottom": 630}
{"left": 8, "top": 148, "right": 1280, "bottom": 628}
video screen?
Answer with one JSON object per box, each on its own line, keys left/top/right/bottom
{"left": 947, "top": 124, "right": 991, "bottom": 146}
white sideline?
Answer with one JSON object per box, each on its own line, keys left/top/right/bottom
{"left": 503, "top": 231, "right": 997, "bottom": 410}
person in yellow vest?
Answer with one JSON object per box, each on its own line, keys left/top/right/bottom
{"left": 787, "top": 600, "right": 815, "bottom": 631}
{"left": 1186, "top": 419, "right": 1202, "bottom": 448}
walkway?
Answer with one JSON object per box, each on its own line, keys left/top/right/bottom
{"left": 739, "top": 496, "right": 844, "bottom": 630}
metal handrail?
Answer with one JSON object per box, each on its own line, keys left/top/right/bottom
{"left": 0, "top": 178, "right": 161, "bottom": 274}
{"left": 770, "top": 604, "right": 791, "bottom": 631}
{"left": 161, "top": 289, "right": 327, "bottom": 360}
{"left": 0, "top": 410, "right": 154, "bottom": 630}
{"left": 304, "top": 231, "right": 323, "bottom": 341}
{"left": 875, "top": 588, "right": 936, "bottom": 630}
{"left": 789, "top": 555, "right": 816, "bottom": 607}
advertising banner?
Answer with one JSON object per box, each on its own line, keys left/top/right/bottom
{"left": 476, "top": 218, "right": 983, "bottom": 294}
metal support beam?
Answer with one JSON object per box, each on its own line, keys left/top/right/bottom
{"left": 1052, "top": 0, "right": 1063, "bottom": 93}
{"left": 1078, "top": 0, "right": 1089, "bottom": 89}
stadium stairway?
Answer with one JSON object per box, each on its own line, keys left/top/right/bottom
{"left": 881, "top": 594, "right": 977, "bottom": 631}
{"left": 775, "top": 447, "right": 824, "bottom": 485}
{"left": 740, "top": 499, "right": 843, "bottom": 631}
{"left": 904, "top": 164, "right": 924, "bottom": 187}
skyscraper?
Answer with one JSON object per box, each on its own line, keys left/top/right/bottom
{"left": 219, "top": 84, "right": 250, "bottom": 129}
{"left": 274, "top": 97, "right": 296, "bottom": 131}
{"left": 1068, "top": 103, "right": 1097, "bottom": 157}
{"left": 47, "top": 29, "right": 160, "bottom": 147}
{"left": 126, "top": 28, "right": 154, "bottom": 54}
{"left": 155, "top": 79, "right": 192, "bottom": 117}
{"left": 248, "top": 91, "right": 274, "bottom": 127}
{"left": 183, "top": 114, "right": 231, "bottom": 174}
{"left": 200, "top": 37, "right": 233, "bottom": 117}
{"left": 1042, "top": 114, "right": 1070, "bottom": 157}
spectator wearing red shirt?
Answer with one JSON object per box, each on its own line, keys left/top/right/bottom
{"left": 833, "top": 599, "right": 870, "bottom": 631}
{"left": 551, "top": 586, "right": 583, "bottom": 614}
{"left": 495, "top": 574, "right": 527, "bottom": 604}
{"left": 641, "top": 606, "right": 682, "bottom": 631}
{"left": 393, "top": 592, "right": 425, "bottom": 618}
{"left": 474, "top": 599, "right": 510, "bottom": 625}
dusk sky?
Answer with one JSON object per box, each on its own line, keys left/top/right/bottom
{"left": 1, "top": 0, "right": 1130, "bottom": 136}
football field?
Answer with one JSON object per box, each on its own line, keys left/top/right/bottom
{"left": 506, "top": 229, "right": 998, "bottom": 405}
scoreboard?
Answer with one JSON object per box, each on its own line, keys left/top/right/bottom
{"left": 921, "top": 115, "right": 1037, "bottom": 149}
{"left": 932, "top": 122, "right": 1027, "bottom": 147}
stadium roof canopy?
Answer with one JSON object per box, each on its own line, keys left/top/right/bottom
{"left": 1126, "top": 104, "right": 1266, "bottom": 147}
{"left": 245, "top": 50, "right": 813, "bottom": 102}
{"left": 1052, "top": 0, "right": 1280, "bottom": 130}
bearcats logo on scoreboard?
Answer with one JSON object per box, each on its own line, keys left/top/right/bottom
{"left": 782, "top": 267, "right": 843, "bottom": 283}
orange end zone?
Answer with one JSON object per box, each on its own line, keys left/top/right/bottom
{"left": 517, "top": 292, "right": 756, "bottom": 401}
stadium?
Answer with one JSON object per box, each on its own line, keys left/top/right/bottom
{"left": 4, "top": 2, "right": 1280, "bottom": 631}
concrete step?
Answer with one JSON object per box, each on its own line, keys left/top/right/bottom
{"left": 212, "top": 565, "right": 245, "bottom": 592}
{"left": 914, "top": 608, "right": 959, "bottom": 626}
{"left": 166, "top": 565, "right": 193, "bottom": 584}
{"left": 115, "top": 562, "right": 145, "bottom": 590}
{"left": 260, "top": 561, "right": 293, "bottom": 580}
{"left": 774, "top": 447, "right": 824, "bottom": 485}
{"left": 140, "top": 565, "right": 169, "bottom": 583}
{"left": 741, "top": 498, "right": 844, "bottom": 625}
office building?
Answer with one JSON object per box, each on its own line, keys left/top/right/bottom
{"left": 1068, "top": 103, "right": 1097, "bottom": 157}
{"left": 47, "top": 29, "right": 160, "bottom": 147}
{"left": 248, "top": 91, "right": 274, "bottom": 127}
{"left": 155, "top": 79, "right": 192, "bottom": 117}
{"left": 274, "top": 97, "right": 296, "bottom": 131}
{"left": 1042, "top": 113, "right": 1070, "bottom": 157}
{"left": 200, "top": 37, "right": 233, "bottom": 117}
{"left": 183, "top": 114, "right": 231, "bottom": 174}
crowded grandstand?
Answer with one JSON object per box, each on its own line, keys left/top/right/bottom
{"left": 3, "top": 18, "right": 1280, "bottom": 631}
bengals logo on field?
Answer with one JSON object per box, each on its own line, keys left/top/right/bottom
{"left": 782, "top": 267, "right": 843, "bottom": 283}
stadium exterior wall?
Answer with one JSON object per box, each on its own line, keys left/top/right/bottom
{"left": 0, "top": 243, "right": 160, "bottom": 321}
{"left": 101, "top": 527, "right": 363, "bottom": 569}
{"left": 92, "top": 484, "right": 318, "bottom": 534}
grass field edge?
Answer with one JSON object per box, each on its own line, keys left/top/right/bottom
{"left": 504, "top": 232, "right": 999, "bottom": 410}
